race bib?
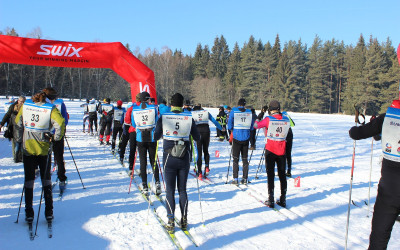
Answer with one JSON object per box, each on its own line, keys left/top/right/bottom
{"left": 102, "top": 104, "right": 113, "bottom": 113}
{"left": 162, "top": 113, "right": 192, "bottom": 141}
{"left": 114, "top": 108, "right": 125, "bottom": 121}
{"left": 266, "top": 116, "right": 290, "bottom": 141}
{"left": 192, "top": 110, "right": 209, "bottom": 125}
{"left": 23, "top": 101, "right": 53, "bottom": 132}
{"left": 88, "top": 103, "right": 97, "bottom": 112}
{"left": 382, "top": 107, "right": 400, "bottom": 162}
{"left": 133, "top": 108, "right": 156, "bottom": 129}
{"left": 233, "top": 111, "right": 252, "bottom": 129}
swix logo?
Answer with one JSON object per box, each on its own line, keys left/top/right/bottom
{"left": 37, "top": 44, "right": 83, "bottom": 57}
{"left": 139, "top": 82, "right": 150, "bottom": 93}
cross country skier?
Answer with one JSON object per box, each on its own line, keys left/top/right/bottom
{"left": 122, "top": 93, "right": 140, "bottom": 172}
{"left": 191, "top": 104, "right": 222, "bottom": 178}
{"left": 98, "top": 98, "right": 114, "bottom": 145}
{"left": 46, "top": 88, "right": 69, "bottom": 191}
{"left": 131, "top": 92, "right": 161, "bottom": 195}
{"left": 349, "top": 100, "right": 400, "bottom": 249}
{"left": 80, "top": 99, "right": 90, "bottom": 133}
{"left": 111, "top": 100, "right": 125, "bottom": 154}
{"left": 216, "top": 107, "right": 228, "bottom": 141}
{"left": 87, "top": 98, "right": 98, "bottom": 135}
{"left": 227, "top": 98, "right": 255, "bottom": 184}
{"left": 249, "top": 108, "right": 258, "bottom": 150}
{"left": 154, "top": 93, "right": 200, "bottom": 232}
{"left": 254, "top": 100, "right": 291, "bottom": 208}
{"left": 15, "top": 89, "right": 65, "bottom": 224}
{"left": 0, "top": 96, "right": 25, "bottom": 163}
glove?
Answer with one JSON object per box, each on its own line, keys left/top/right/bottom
{"left": 44, "top": 132, "right": 54, "bottom": 142}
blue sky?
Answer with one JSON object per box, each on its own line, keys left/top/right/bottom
{"left": 1, "top": 0, "right": 399, "bottom": 55}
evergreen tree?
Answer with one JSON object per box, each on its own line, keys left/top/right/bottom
{"left": 224, "top": 43, "right": 241, "bottom": 106}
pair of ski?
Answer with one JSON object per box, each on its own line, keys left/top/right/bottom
{"left": 27, "top": 219, "right": 52, "bottom": 240}
{"left": 189, "top": 172, "right": 214, "bottom": 185}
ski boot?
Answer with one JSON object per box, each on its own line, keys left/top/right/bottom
{"left": 240, "top": 178, "right": 248, "bottom": 185}
{"left": 276, "top": 191, "right": 287, "bottom": 208}
{"left": 25, "top": 207, "right": 34, "bottom": 222}
{"left": 59, "top": 178, "right": 67, "bottom": 192}
{"left": 100, "top": 140, "right": 104, "bottom": 145}
{"left": 180, "top": 216, "right": 188, "bottom": 230}
{"left": 166, "top": 217, "right": 175, "bottom": 233}
{"left": 142, "top": 183, "right": 149, "bottom": 196}
{"left": 264, "top": 190, "right": 274, "bottom": 208}
{"left": 204, "top": 167, "right": 210, "bottom": 177}
{"left": 231, "top": 178, "right": 239, "bottom": 185}
{"left": 155, "top": 181, "right": 162, "bottom": 196}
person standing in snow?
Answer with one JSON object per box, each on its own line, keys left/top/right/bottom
{"left": 15, "top": 89, "right": 65, "bottom": 223}
{"left": 191, "top": 104, "right": 222, "bottom": 178}
{"left": 216, "top": 107, "right": 228, "bottom": 141}
{"left": 154, "top": 93, "right": 200, "bottom": 233}
{"left": 0, "top": 96, "right": 26, "bottom": 163}
{"left": 98, "top": 98, "right": 114, "bottom": 145}
{"left": 249, "top": 108, "right": 258, "bottom": 150}
{"left": 87, "top": 99, "right": 98, "bottom": 135}
{"left": 227, "top": 98, "right": 255, "bottom": 185}
{"left": 111, "top": 100, "right": 125, "bottom": 154}
{"left": 349, "top": 100, "right": 400, "bottom": 249}
{"left": 80, "top": 99, "right": 90, "bottom": 133}
{"left": 46, "top": 88, "right": 69, "bottom": 191}
{"left": 131, "top": 92, "right": 161, "bottom": 195}
{"left": 254, "top": 100, "right": 291, "bottom": 208}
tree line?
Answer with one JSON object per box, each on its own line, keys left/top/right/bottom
{"left": 1, "top": 27, "right": 399, "bottom": 115}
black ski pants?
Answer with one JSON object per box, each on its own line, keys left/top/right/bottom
{"left": 112, "top": 124, "right": 123, "bottom": 150}
{"left": 88, "top": 113, "right": 98, "bottom": 133}
{"left": 163, "top": 152, "right": 190, "bottom": 219}
{"left": 265, "top": 150, "right": 287, "bottom": 196}
{"left": 137, "top": 141, "right": 159, "bottom": 183}
{"left": 286, "top": 128, "right": 293, "bottom": 172}
{"left": 249, "top": 129, "right": 257, "bottom": 148}
{"left": 196, "top": 131, "right": 210, "bottom": 173}
{"left": 369, "top": 159, "right": 400, "bottom": 249}
{"left": 53, "top": 137, "right": 67, "bottom": 182}
{"left": 23, "top": 154, "right": 53, "bottom": 215}
{"left": 232, "top": 139, "right": 249, "bottom": 179}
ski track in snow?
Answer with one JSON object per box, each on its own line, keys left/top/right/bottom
{"left": 0, "top": 98, "right": 399, "bottom": 249}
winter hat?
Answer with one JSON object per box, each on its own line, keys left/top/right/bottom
{"left": 106, "top": 98, "right": 111, "bottom": 104}
{"left": 193, "top": 105, "right": 202, "bottom": 111}
{"left": 42, "top": 87, "right": 58, "bottom": 100}
{"left": 238, "top": 98, "right": 246, "bottom": 106}
{"left": 171, "top": 93, "right": 184, "bottom": 107}
{"left": 268, "top": 100, "right": 280, "bottom": 111}
{"left": 117, "top": 100, "right": 123, "bottom": 106}
{"left": 140, "top": 92, "right": 150, "bottom": 102}
{"left": 184, "top": 100, "right": 192, "bottom": 106}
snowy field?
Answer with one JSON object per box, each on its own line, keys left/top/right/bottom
{"left": 0, "top": 98, "right": 399, "bottom": 250}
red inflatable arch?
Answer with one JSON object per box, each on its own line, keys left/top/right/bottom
{"left": 0, "top": 35, "right": 156, "bottom": 102}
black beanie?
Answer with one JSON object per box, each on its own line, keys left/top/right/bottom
{"left": 238, "top": 98, "right": 246, "bottom": 106}
{"left": 139, "top": 92, "right": 150, "bottom": 102}
{"left": 171, "top": 93, "right": 184, "bottom": 107}
{"left": 106, "top": 98, "right": 111, "bottom": 104}
{"left": 268, "top": 100, "right": 280, "bottom": 111}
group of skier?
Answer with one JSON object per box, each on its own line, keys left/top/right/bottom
{"left": 3, "top": 86, "right": 399, "bottom": 249}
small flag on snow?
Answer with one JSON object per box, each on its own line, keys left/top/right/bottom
{"left": 215, "top": 150, "right": 220, "bottom": 158}
{"left": 294, "top": 176, "right": 301, "bottom": 187}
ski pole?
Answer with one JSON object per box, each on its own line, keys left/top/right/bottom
{"left": 14, "top": 186, "right": 25, "bottom": 223}
{"left": 128, "top": 150, "right": 138, "bottom": 194}
{"left": 157, "top": 155, "right": 166, "bottom": 190}
{"left": 34, "top": 142, "right": 53, "bottom": 238}
{"left": 191, "top": 137, "right": 204, "bottom": 226}
{"left": 345, "top": 105, "right": 363, "bottom": 250}
{"left": 255, "top": 148, "right": 266, "bottom": 180}
{"left": 225, "top": 146, "right": 233, "bottom": 184}
{"left": 367, "top": 137, "right": 374, "bottom": 217}
{"left": 248, "top": 129, "right": 260, "bottom": 165}
{"left": 65, "top": 136, "right": 85, "bottom": 189}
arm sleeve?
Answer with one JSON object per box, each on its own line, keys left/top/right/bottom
{"left": 154, "top": 118, "right": 163, "bottom": 141}
{"left": 349, "top": 114, "right": 385, "bottom": 140}
{"left": 254, "top": 117, "right": 269, "bottom": 129}
{"left": 209, "top": 113, "right": 222, "bottom": 130}
{"left": 61, "top": 103, "right": 69, "bottom": 126}
{"left": 51, "top": 108, "right": 66, "bottom": 141}
{"left": 125, "top": 107, "right": 133, "bottom": 125}
{"left": 1, "top": 103, "right": 14, "bottom": 126}
{"left": 227, "top": 111, "right": 234, "bottom": 130}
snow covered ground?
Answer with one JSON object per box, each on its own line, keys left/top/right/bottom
{"left": 0, "top": 98, "right": 399, "bottom": 250}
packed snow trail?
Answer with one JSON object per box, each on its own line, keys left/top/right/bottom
{"left": 1, "top": 98, "right": 400, "bottom": 249}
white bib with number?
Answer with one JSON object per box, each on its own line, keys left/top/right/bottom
{"left": 23, "top": 100, "right": 53, "bottom": 132}
{"left": 191, "top": 110, "right": 209, "bottom": 125}
{"left": 132, "top": 106, "right": 156, "bottom": 129}
{"left": 101, "top": 104, "right": 114, "bottom": 113}
{"left": 382, "top": 107, "right": 400, "bottom": 162}
{"left": 114, "top": 108, "right": 125, "bottom": 121}
{"left": 88, "top": 103, "right": 97, "bottom": 112}
{"left": 233, "top": 110, "right": 252, "bottom": 129}
{"left": 162, "top": 112, "right": 192, "bottom": 141}
{"left": 266, "top": 116, "right": 290, "bottom": 141}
